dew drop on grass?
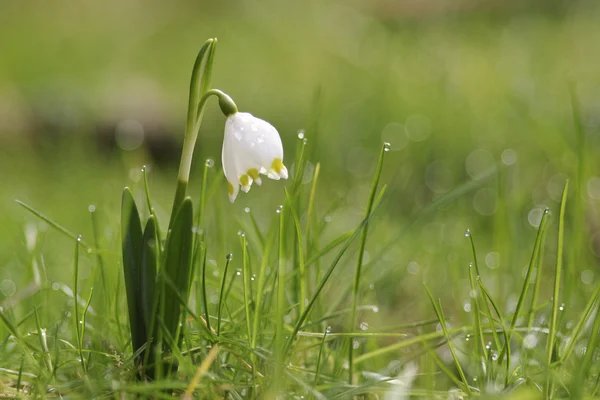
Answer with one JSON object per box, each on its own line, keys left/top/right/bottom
{"left": 303, "top": 138, "right": 308, "bottom": 145}
{"left": 52, "top": 282, "right": 60, "bottom": 290}
{"left": 464, "top": 229, "right": 471, "bottom": 237}
{"left": 383, "top": 142, "right": 391, "bottom": 152}
{"left": 360, "top": 322, "right": 369, "bottom": 331}
{"left": 353, "top": 340, "right": 360, "bottom": 349}
{"left": 77, "top": 235, "right": 82, "bottom": 243}
{"left": 324, "top": 215, "right": 332, "bottom": 223}
{"left": 559, "top": 303, "right": 565, "bottom": 311}
{"left": 326, "top": 326, "right": 332, "bottom": 334}
{"left": 465, "top": 334, "right": 471, "bottom": 341}
{"left": 372, "top": 306, "right": 379, "bottom": 313}
{"left": 463, "top": 302, "right": 471, "bottom": 313}
{"left": 236, "top": 269, "right": 242, "bottom": 276}
{"left": 244, "top": 207, "right": 251, "bottom": 213}
{"left": 237, "top": 230, "right": 245, "bottom": 237}
{"left": 205, "top": 158, "right": 214, "bottom": 168}
{"left": 297, "top": 129, "right": 305, "bottom": 139}
{"left": 88, "top": 204, "right": 96, "bottom": 213}
{"left": 528, "top": 207, "right": 545, "bottom": 228}
{"left": 226, "top": 253, "right": 233, "bottom": 261}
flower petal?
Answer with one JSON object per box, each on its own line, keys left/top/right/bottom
{"left": 222, "top": 112, "right": 288, "bottom": 201}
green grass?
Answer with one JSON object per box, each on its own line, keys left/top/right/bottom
{"left": 2, "top": 2, "right": 600, "bottom": 398}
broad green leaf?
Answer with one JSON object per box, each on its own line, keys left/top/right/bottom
{"left": 162, "top": 197, "right": 194, "bottom": 340}
{"left": 121, "top": 187, "right": 147, "bottom": 357}
{"left": 141, "top": 216, "right": 158, "bottom": 335}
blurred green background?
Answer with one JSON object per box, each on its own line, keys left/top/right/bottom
{"left": 1, "top": 0, "right": 600, "bottom": 337}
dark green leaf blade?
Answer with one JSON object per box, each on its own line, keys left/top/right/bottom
{"left": 162, "top": 197, "right": 194, "bottom": 341}
{"left": 121, "top": 187, "right": 147, "bottom": 357}
{"left": 141, "top": 216, "right": 158, "bottom": 334}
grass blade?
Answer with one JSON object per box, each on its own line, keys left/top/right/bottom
{"left": 499, "top": 208, "right": 549, "bottom": 365}
{"left": 349, "top": 142, "right": 388, "bottom": 384}
{"left": 560, "top": 282, "right": 600, "bottom": 362}
{"left": 15, "top": 200, "right": 90, "bottom": 249}
{"left": 284, "top": 187, "right": 385, "bottom": 355}
{"left": 241, "top": 233, "right": 252, "bottom": 346}
{"left": 546, "top": 179, "right": 568, "bottom": 399}
{"left": 251, "top": 223, "right": 276, "bottom": 349}
{"left": 424, "top": 284, "right": 472, "bottom": 395}
{"left": 217, "top": 253, "right": 233, "bottom": 336}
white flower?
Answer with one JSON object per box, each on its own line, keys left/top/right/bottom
{"left": 222, "top": 112, "right": 288, "bottom": 202}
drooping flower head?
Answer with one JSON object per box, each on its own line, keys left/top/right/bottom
{"left": 222, "top": 112, "right": 288, "bottom": 202}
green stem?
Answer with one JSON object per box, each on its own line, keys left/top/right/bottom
{"left": 170, "top": 88, "right": 238, "bottom": 228}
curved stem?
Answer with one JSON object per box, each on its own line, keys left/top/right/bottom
{"left": 171, "top": 89, "right": 237, "bottom": 227}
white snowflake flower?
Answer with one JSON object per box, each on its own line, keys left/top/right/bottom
{"left": 222, "top": 112, "right": 288, "bottom": 202}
